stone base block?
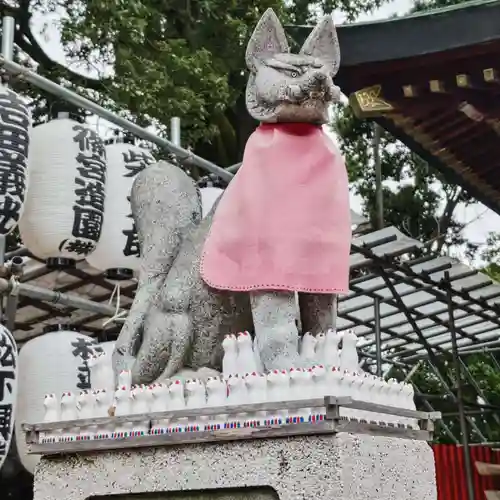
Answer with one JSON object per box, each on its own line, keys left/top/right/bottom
{"left": 34, "top": 433, "right": 436, "bottom": 500}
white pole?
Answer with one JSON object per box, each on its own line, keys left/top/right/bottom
{"left": 0, "top": 16, "right": 16, "bottom": 324}
{"left": 170, "top": 117, "right": 181, "bottom": 147}
{"left": 1, "top": 16, "right": 14, "bottom": 61}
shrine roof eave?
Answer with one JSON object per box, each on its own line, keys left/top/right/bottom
{"left": 289, "top": 1, "right": 500, "bottom": 215}
{"left": 290, "top": 0, "right": 500, "bottom": 68}
{"left": 373, "top": 116, "right": 500, "bottom": 217}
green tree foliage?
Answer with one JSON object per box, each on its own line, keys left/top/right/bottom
{"left": 412, "top": 0, "right": 469, "bottom": 11}
{"left": 3, "top": 0, "right": 388, "bottom": 171}
{"left": 480, "top": 232, "right": 500, "bottom": 281}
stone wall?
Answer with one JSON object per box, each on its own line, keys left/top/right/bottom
{"left": 33, "top": 433, "right": 437, "bottom": 500}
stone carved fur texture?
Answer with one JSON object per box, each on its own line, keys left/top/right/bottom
{"left": 246, "top": 8, "right": 341, "bottom": 124}
{"left": 112, "top": 10, "right": 342, "bottom": 385}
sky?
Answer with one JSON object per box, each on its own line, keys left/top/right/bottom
{"left": 28, "top": 0, "right": 500, "bottom": 264}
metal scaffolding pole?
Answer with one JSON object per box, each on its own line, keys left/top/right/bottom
{"left": 0, "top": 57, "right": 233, "bottom": 182}
{"left": 0, "top": 277, "right": 118, "bottom": 317}
{"left": 446, "top": 272, "right": 476, "bottom": 500}
{"left": 373, "top": 123, "right": 384, "bottom": 230}
{"left": 412, "top": 380, "right": 459, "bottom": 444}
{"left": 350, "top": 240, "right": 500, "bottom": 320}
{"left": 358, "top": 349, "right": 409, "bottom": 368}
{"left": 0, "top": 15, "right": 15, "bottom": 325}
{"left": 374, "top": 296, "right": 382, "bottom": 377}
{"left": 403, "top": 361, "right": 422, "bottom": 383}
{"left": 459, "top": 357, "right": 500, "bottom": 427}
{"left": 373, "top": 265, "right": 487, "bottom": 441}
{"left": 458, "top": 342, "right": 500, "bottom": 356}
{"left": 405, "top": 340, "right": 500, "bottom": 363}
{"left": 489, "top": 351, "right": 500, "bottom": 371}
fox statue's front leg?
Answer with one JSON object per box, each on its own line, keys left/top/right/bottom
{"left": 251, "top": 291, "right": 335, "bottom": 370}
{"left": 250, "top": 291, "right": 301, "bottom": 370}
{"left": 298, "top": 293, "right": 336, "bottom": 334}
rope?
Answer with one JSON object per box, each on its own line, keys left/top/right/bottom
{"left": 102, "top": 283, "right": 127, "bottom": 327}
{"left": 8, "top": 275, "right": 19, "bottom": 296}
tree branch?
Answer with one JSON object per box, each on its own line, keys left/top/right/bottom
{"left": 434, "top": 187, "right": 462, "bottom": 252}
{"left": 8, "top": 0, "right": 110, "bottom": 91}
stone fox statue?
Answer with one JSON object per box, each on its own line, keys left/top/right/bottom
{"left": 201, "top": 10, "right": 351, "bottom": 369}
{"left": 112, "top": 9, "right": 351, "bottom": 384}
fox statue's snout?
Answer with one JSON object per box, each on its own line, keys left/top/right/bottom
{"left": 246, "top": 9, "right": 341, "bottom": 124}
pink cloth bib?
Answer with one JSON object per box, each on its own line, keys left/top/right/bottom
{"left": 200, "top": 123, "right": 351, "bottom": 294}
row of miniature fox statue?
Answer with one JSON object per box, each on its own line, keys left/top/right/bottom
{"left": 222, "top": 329, "right": 359, "bottom": 376}
{"left": 41, "top": 329, "right": 417, "bottom": 442}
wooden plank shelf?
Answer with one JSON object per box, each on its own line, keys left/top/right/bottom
{"left": 22, "top": 396, "right": 441, "bottom": 456}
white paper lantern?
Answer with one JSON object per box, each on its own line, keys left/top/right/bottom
{"left": 19, "top": 114, "right": 107, "bottom": 268}
{"left": 200, "top": 187, "right": 223, "bottom": 218}
{"left": 0, "top": 324, "right": 18, "bottom": 472}
{"left": 97, "top": 340, "right": 116, "bottom": 358}
{"left": 15, "top": 326, "right": 100, "bottom": 473}
{"left": 0, "top": 85, "right": 31, "bottom": 235}
{"left": 86, "top": 141, "right": 154, "bottom": 279}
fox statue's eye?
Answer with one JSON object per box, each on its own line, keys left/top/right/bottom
{"left": 288, "top": 70, "right": 299, "bottom": 78}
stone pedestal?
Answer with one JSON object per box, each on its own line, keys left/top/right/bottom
{"left": 33, "top": 433, "right": 437, "bottom": 500}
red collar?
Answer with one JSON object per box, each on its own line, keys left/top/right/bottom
{"left": 258, "top": 122, "right": 322, "bottom": 136}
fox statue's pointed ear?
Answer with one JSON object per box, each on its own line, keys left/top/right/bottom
{"left": 299, "top": 15, "right": 340, "bottom": 76}
{"left": 246, "top": 8, "right": 289, "bottom": 72}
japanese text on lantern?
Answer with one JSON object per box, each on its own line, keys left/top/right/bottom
{"left": 0, "top": 89, "right": 30, "bottom": 234}
{"left": 123, "top": 195, "right": 140, "bottom": 257}
{"left": 59, "top": 125, "right": 107, "bottom": 256}
{"left": 0, "top": 329, "right": 17, "bottom": 458}
{"left": 121, "top": 149, "right": 154, "bottom": 258}
{"left": 122, "top": 149, "right": 154, "bottom": 178}
{"left": 71, "top": 336, "right": 103, "bottom": 390}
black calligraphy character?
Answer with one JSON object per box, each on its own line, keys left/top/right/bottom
{"left": 59, "top": 238, "right": 95, "bottom": 256}
{"left": 74, "top": 177, "right": 105, "bottom": 212}
{"left": 0, "top": 197, "right": 21, "bottom": 233}
{"left": 76, "top": 368, "right": 90, "bottom": 390}
{"left": 71, "top": 337, "right": 100, "bottom": 390}
{"left": 71, "top": 337, "right": 96, "bottom": 361}
{"left": 0, "top": 404, "right": 12, "bottom": 453}
{"left": 0, "top": 371, "right": 14, "bottom": 401}
{"left": 0, "top": 166, "right": 26, "bottom": 199}
{"left": 75, "top": 157, "right": 106, "bottom": 185}
{"left": 72, "top": 125, "right": 105, "bottom": 157}
{"left": 122, "top": 225, "right": 140, "bottom": 257}
{"left": 122, "top": 195, "right": 140, "bottom": 256}
{"left": 0, "top": 335, "right": 15, "bottom": 369}
{"left": 71, "top": 207, "right": 103, "bottom": 241}
{"left": 0, "top": 108, "right": 30, "bottom": 157}
{"left": 122, "top": 150, "right": 154, "bottom": 177}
